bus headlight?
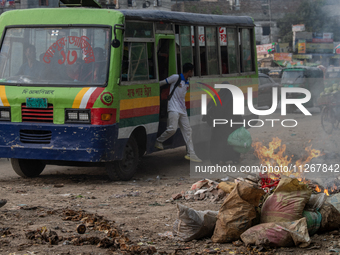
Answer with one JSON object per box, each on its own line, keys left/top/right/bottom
{"left": 0, "top": 107, "right": 10, "bottom": 121}
{"left": 65, "top": 109, "right": 91, "bottom": 124}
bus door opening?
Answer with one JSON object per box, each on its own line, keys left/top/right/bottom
{"left": 157, "top": 39, "right": 172, "bottom": 140}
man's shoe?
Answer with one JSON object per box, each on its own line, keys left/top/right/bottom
{"left": 184, "top": 154, "right": 202, "bottom": 163}
{"left": 155, "top": 141, "right": 164, "bottom": 150}
{"left": 0, "top": 199, "right": 7, "bottom": 208}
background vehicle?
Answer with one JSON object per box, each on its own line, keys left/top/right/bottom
{"left": 325, "top": 66, "right": 340, "bottom": 88}
{"left": 257, "top": 73, "right": 281, "bottom": 108}
{"left": 0, "top": 6, "right": 258, "bottom": 180}
{"left": 268, "top": 69, "right": 282, "bottom": 83}
{"left": 258, "top": 67, "right": 270, "bottom": 75}
{"left": 318, "top": 92, "right": 340, "bottom": 134}
{"left": 281, "top": 66, "right": 324, "bottom": 113}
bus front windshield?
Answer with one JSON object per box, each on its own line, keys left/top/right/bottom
{"left": 0, "top": 27, "right": 110, "bottom": 86}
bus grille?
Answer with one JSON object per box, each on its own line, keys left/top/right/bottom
{"left": 22, "top": 104, "right": 53, "bottom": 123}
{"left": 20, "top": 129, "right": 52, "bottom": 144}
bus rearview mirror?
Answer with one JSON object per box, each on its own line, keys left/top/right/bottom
{"left": 111, "top": 39, "right": 121, "bottom": 48}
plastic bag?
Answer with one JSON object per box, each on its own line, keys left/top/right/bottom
{"left": 305, "top": 193, "right": 327, "bottom": 212}
{"left": 261, "top": 177, "right": 312, "bottom": 223}
{"left": 173, "top": 204, "right": 218, "bottom": 241}
{"left": 211, "top": 181, "right": 265, "bottom": 243}
{"left": 227, "top": 127, "right": 252, "bottom": 153}
{"left": 240, "top": 217, "right": 311, "bottom": 248}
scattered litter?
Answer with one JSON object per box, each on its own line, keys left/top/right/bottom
{"left": 158, "top": 231, "right": 174, "bottom": 238}
{"left": 191, "top": 179, "right": 218, "bottom": 190}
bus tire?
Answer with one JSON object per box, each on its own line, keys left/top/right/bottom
{"left": 106, "top": 136, "right": 139, "bottom": 181}
{"left": 11, "top": 159, "right": 46, "bottom": 178}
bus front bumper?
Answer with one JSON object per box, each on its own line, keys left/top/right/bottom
{"left": 0, "top": 122, "right": 118, "bottom": 162}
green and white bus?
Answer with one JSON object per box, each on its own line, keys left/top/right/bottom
{"left": 0, "top": 6, "right": 258, "bottom": 180}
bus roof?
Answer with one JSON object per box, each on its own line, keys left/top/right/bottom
{"left": 119, "top": 10, "right": 254, "bottom": 27}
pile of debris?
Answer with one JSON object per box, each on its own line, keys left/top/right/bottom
{"left": 171, "top": 175, "right": 268, "bottom": 203}
{"left": 169, "top": 175, "right": 340, "bottom": 249}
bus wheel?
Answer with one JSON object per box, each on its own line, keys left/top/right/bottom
{"left": 106, "top": 136, "right": 139, "bottom": 181}
{"left": 11, "top": 159, "right": 46, "bottom": 178}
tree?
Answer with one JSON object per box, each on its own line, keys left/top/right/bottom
{"left": 277, "top": 0, "right": 340, "bottom": 43}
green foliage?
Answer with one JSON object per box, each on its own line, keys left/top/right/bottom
{"left": 188, "top": 5, "right": 198, "bottom": 13}
{"left": 277, "top": 0, "right": 340, "bottom": 43}
{"left": 211, "top": 8, "right": 223, "bottom": 15}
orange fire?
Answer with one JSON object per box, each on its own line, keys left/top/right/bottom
{"left": 252, "top": 137, "right": 323, "bottom": 179}
{"left": 324, "top": 189, "right": 330, "bottom": 196}
{"left": 295, "top": 145, "right": 323, "bottom": 168}
{"left": 252, "top": 137, "right": 292, "bottom": 170}
{"left": 315, "top": 185, "right": 321, "bottom": 192}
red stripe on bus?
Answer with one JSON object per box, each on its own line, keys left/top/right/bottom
{"left": 86, "top": 87, "right": 105, "bottom": 109}
{"left": 120, "top": 105, "right": 160, "bottom": 119}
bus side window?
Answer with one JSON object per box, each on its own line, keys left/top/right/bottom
{"left": 121, "top": 42, "right": 154, "bottom": 82}
{"left": 179, "top": 26, "right": 193, "bottom": 72}
{"left": 219, "top": 27, "right": 228, "bottom": 74}
{"left": 227, "top": 28, "right": 238, "bottom": 74}
{"left": 191, "top": 26, "right": 199, "bottom": 77}
{"left": 241, "top": 28, "right": 254, "bottom": 72}
{"left": 206, "top": 27, "right": 219, "bottom": 75}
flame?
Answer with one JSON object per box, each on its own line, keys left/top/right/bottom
{"left": 252, "top": 137, "right": 323, "bottom": 178}
{"left": 315, "top": 185, "right": 321, "bottom": 192}
{"left": 295, "top": 145, "right": 323, "bottom": 168}
{"left": 324, "top": 189, "right": 330, "bottom": 196}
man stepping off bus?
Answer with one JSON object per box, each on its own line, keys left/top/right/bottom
{"left": 155, "top": 63, "right": 202, "bottom": 163}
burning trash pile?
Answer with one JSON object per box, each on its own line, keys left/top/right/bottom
{"left": 25, "top": 210, "right": 157, "bottom": 254}
{"left": 167, "top": 138, "right": 340, "bottom": 248}
{"left": 171, "top": 176, "right": 340, "bottom": 248}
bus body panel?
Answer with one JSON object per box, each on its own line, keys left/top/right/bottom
{"left": 0, "top": 122, "right": 119, "bottom": 162}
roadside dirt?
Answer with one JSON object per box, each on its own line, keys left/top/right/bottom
{"left": 0, "top": 110, "right": 340, "bottom": 255}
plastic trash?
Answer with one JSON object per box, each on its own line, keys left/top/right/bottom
{"left": 173, "top": 204, "right": 218, "bottom": 242}
{"left": 227, "top": 127, "right": 252, "bottom": 153}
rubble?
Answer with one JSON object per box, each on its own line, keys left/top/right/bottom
{"left": 167, "top": 175, "right": 340, "bottom": 250}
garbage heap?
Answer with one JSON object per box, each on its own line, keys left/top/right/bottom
{"left": 172, "top": 176, "right": 340, "bottom": 247}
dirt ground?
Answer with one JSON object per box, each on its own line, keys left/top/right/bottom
{"left": 0, "top": 109, "right": 340, "bottom": 255}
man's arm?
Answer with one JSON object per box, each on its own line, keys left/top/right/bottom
{"left": 159, "top": 74, "right": 178, "bottom": 87}
{"left": 159, "top": 79, "right": 168, "bottom": 87}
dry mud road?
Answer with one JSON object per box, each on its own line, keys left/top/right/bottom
{"left": 0, "top": 109, "right": 339, "bottom": 255}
